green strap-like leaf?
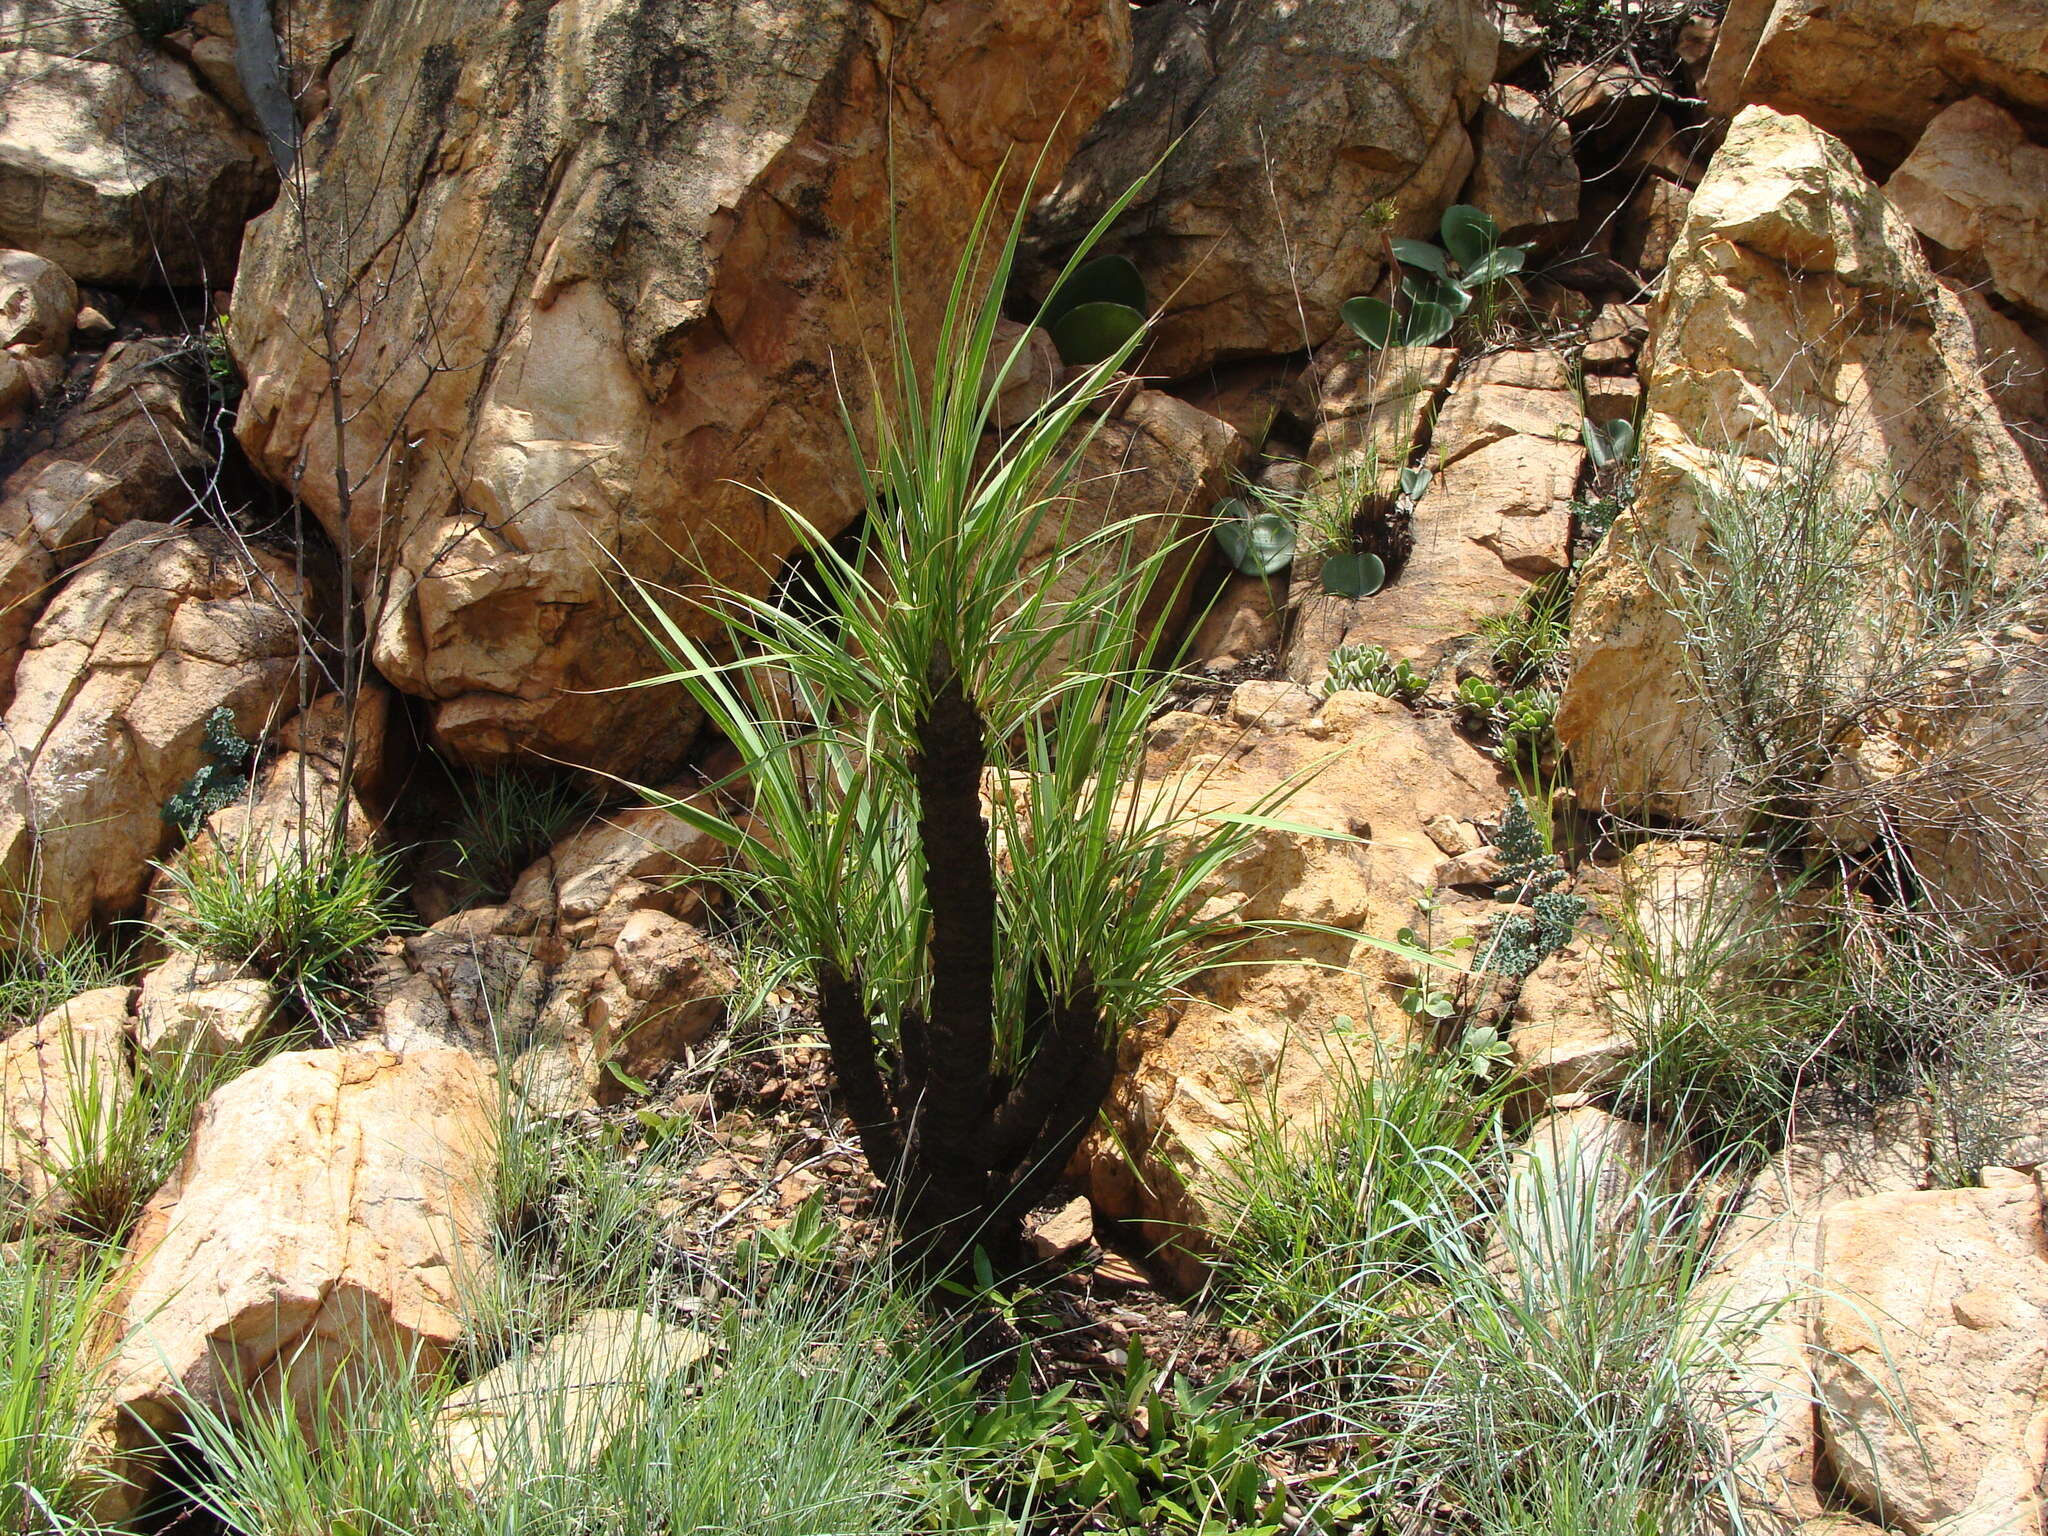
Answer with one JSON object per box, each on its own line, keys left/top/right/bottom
{"left": 1389, "top": 238, "right": 1451, "bottom": 279}
{"left": 1440, "top": 203, "right": 1500, "bottom": 270}
{"left": 1464, "top": 245, "right": 1527, "bottom": 285}
{"left": 1399, "top": 299, "right": 1456, "bottom": 348}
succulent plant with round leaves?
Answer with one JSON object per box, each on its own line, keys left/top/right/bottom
{"left": 1044, "top": 255, "right": 1147, "bottom": 366}
{"left": 1342, "top": 205, "right": 1531, "bottom": 354}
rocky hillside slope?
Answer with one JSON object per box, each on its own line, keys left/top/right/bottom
{"left": 2, "top": 0, "right": 2048, "bottom": 1532}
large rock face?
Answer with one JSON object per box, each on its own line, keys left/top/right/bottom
{"left": 1558, "top": 106, "right": 2048, "bottom": 821}
{"left": 229, "top": 0, "right": 1127, "bottom": 777}
{"left": 85, "top": 1048, "right": 497, "bottom": 1519}
{"left": 0, "top": 5, "right": 270, "bottom": 284}
{"left": 1024, "top": 0, "right": 1498, "bottom": 379}
{"left": 1705, "top": 0, "right": 2048, "bottom": 170}
{"left": 0, "top": 523, "right": 312, "bottom": 951}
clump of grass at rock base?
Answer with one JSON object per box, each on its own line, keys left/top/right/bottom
{"left": 617, "top": 164, "right": 1301, "bottom": 1279}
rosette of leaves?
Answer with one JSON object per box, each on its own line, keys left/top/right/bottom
{"left": 1210, "top": 495, "right": 1294, "bottom": 577}
{"left": 1582, "top": 415, "right": 1636, "bottom": 470}
{"left": 1043, "top": 254, "right": 1147, "bottom": 366}
{"left": 1342, "top": 205, "right": 1530, "bottom": 352}
{"left": 1324, "top": 643, "right": 1427, "bottom": 701}
{"left": 1495, "top": 686, "right": 1558, "bottom": 769}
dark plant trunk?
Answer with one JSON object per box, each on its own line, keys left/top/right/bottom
{"left": 904, "top": 649, "right": 999, "bottom": 1262}
{"left": 815, "top": 647, "right": 1119, "bottom": 1282}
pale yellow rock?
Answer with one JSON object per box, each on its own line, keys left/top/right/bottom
{"left": 83, "top": 1048, "right": 497, "bottom": 1520}
{"left": 133, "top": 955, "right": 274, "bottom": 1076}
{"left": 0, "top": 342, "right": 211, "bottom": 706}
{"left": 0, "top": 249, "right": 75, "bottom": 357}
{"left": 1705, "top": 0, "right": 2048, "bottom": 169}
{"left": 1508, "top": 940, "right": 1634, "bottom": 1100}
{"left": 434, "top": 1310, "right": 711, "bottom": 1496}
{"left": 1815, "top": 1182, "right": 2048, "bottom": 1536}
{"left": 0, "top": 986, "right": 133, "bottom": 1226}
{"left": 1027, "top": 0, "right": 1498, "bottom": 376}
{"left": 229, "top": 0, "right": 1128, "bottom": 777}
{"left": 0, "top": 5, "right": 268, "bottom": 284}
{"left": 1886, "top": 96, "right": 2048, "bottom": 321}
{"left": 1291, "top": 348, "right": 1581, "bottom": 682}
{"left": 0, "top": 523, "right": 312, "bottom": 952}
{"left": 1026, "top": 1195, "right": 1095, "bottom": 1260}
{"left": 1560, "top": 107, "right": 2048, "bottom": 822}
{"left": 1079, "top": 685, "right": 1510, "bottom": 1280}
{"left": 1695, "top": 1118, "right": 1925, "bottom": 1535}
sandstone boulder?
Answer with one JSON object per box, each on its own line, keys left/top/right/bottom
{"left": 1705, "top": 0, "right": 2048, "bottom": 170}
{"left": 1078, "top": 684, "right": 1511, "bottom": 1278}
{"left": 0, "top": 522, "right": 312, "bottom": 951}
{"left": 1815, "top": 1179, "right": 2048, "bottom": 1536}
{"left": 1508, "top": 938, "right": 1633, "bottom": 1103}
{"left": 134, "top": 954, "right": 275, "bottom": 1076}
{"left": 0, "top": 341, "right": 211, "bottom": 705}
{"left": 1291, "top": 348, "right": 1581, "bottom": 684}
{"left": 1696, "top": 1116, "right": 1925, "bottom": 1534}
{"left": 0, "top": 5, "right": 270, "bottom": 284}
{"left": 434, "top": 1309, "right": 711, "bottom": 1495}
{"left": 1025, "top": 0, "right": 1499, "bottom": 377}
{"left": 229, "top": 0, "right": 1128, "bottom": 777}
{"left": 1885, "top": 96, "right": 2048, "bottom": 322}
{"left": 0, "top": 986, "right": 133, "bottom": 1228}
{"left": 0, "top": 248, "right": 75, "bottom": 359}
{"left": 85, "top": 1048, "right": 496, "bottom": 1519}
{"left": 375, "top": 809, "right": 735, "bottom": 1109}
{"left": 1465, "top": 84, "right": 1579, "bottom": 247}
{"left": 1559, "top": 107, "right": 2048, "bottom": 821}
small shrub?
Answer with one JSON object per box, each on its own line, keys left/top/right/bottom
{"left": 152, "top": 841, "right": 406, "bottom": 1036}
{"left": 1332, "top": 1154, "right": 1762, "bottom": 1536}
{"left": 1480, "top": 793, "right": 1582, "bottom": 978}
{"left": 44, "top": 1029, "right": 246, "bottom": 1242}
{"left": 447, "top": 767, "right": 597, "bottom": 906}
{"left": 0, "top": 938, "right": 129, "bottom": 1029}
{"left": 1477, "top": 572, "right": 1573, "bottom": 687}
{"left": 162, "top": 706, "right": 253, "bottom": 837}
{"left": 1212, "top": 1043, "right": 1502, "bottom": 1346}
